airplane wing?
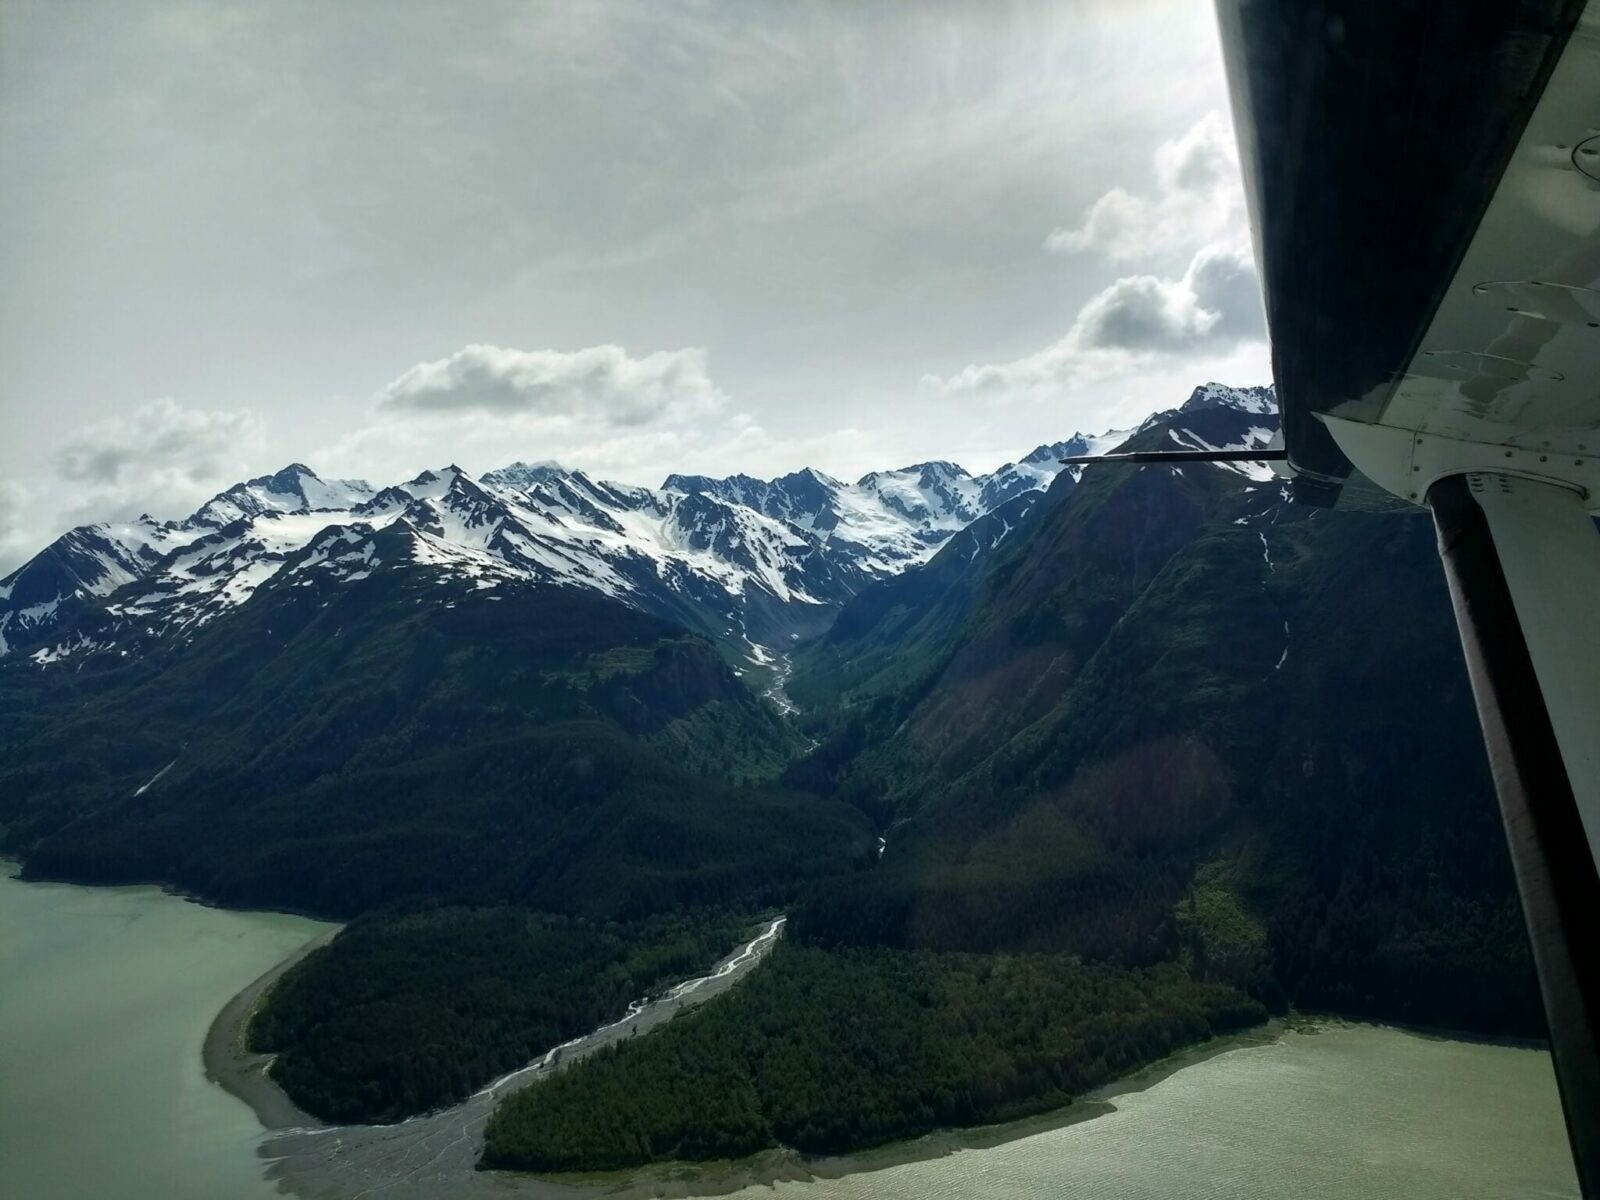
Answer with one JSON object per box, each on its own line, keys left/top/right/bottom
{"left": 1214, "top": 2, "right": 1600, "bottom": 1191}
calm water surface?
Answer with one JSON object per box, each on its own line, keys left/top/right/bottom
{"left": 0, "top": 865, "right": 331, "bottom": 1200}
{"left": 0, "top": 864, "right": 1580, "bottom": 1200}
{"left": 740, "top": 1024, "right": 1579, "bottom": 1200}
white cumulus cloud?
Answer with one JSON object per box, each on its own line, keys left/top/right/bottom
{"left": 929, "top": 246, "right": 1263, "bottom": 399}
{"left": 928, "top": 112, "right": 1264, "bottom": 401}
{"left": 376, "top": 344, "right": 726, "bottom": 426}
{"left": 325, "top": 343, "right": 762, "bottom": 490}
{"left": 1044, "top": 111, "right": 1243, "bottom": 263}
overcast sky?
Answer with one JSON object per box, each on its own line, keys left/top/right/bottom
{"left": 0, "top": 0, "right": 1269, "bottom": 572}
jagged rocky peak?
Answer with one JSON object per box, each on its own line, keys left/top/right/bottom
{"left": 1023, "top": 440, "right": 1075, "bottom": 464}
{"left": 268, "top": 462, "right": 317, "bottom": 488}
{"left": 857, "top": 460, "right": 970, "bottom": 494}
{"left": 1022, "top": 434, "right": 1104, "bottom": 462}
{"left": 771, "top": 467, "right": 841, "bottom": 513}
{"left": 662, "top": 471, "right": 766, "bottom": 499}
{"left": 855, "top": 461, "right": 981, "bottom": 527}
{"left": 2, "top": 379, "right": 1275, "bottom": 665}
{"left": 189, "top": 462, "right": 376, "bottom": 527}
{"left": 1180, "top": 382, "right": 1277, "bottom": 415}
{"left": 398, "top": 465, "right": 469, "bottom": 503}
{"left": 481, "top": 461, "right": 568, "bottom": 491}
{"left": 406, "top": 464, "right": 464, "bottom": 486}
{"left": 443, "top": 467, "right": 495, "bottom": 500}
{"left": 564, "top": 471, "right": 646, "bottom": 512}
{"left": 354, "top": 484, "right": 417, "bottom": 516}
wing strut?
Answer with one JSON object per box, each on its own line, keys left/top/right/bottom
{"left": 1429, "top": 473, "right": 1600, "bottom": 1196}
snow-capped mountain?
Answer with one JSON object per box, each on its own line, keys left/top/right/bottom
{"left": 0, "top": 382, "right": 1277, "bottom": 666}
{"left": 188, "top": 463, "right": 377, "bottom": 528}
{"left": 1180, "top": 382, "right": 1276, "bottom": 415}
{"left": 1161, "top": 382, "right": 1283, "bottom": 481}
{"left": 978, "top": 429, "right": 1135, "bottom": 510}
{"left": 479, "top": 461, "right": 568, "bottom": 491}
{"left": 662, "top": 462, "right": 986, "bottom": 577}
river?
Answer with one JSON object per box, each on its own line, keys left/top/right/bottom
{"left": 0, "top": 866, "right": 1580, "bottom": 1200}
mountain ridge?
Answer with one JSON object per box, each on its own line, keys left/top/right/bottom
{"left": 0, "top": 376, "right": 1540, "bottom": 1156}
{"left": 0, "top": 382, "right": 1277, "bottom": 665}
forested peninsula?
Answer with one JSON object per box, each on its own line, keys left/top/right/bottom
{"left": 483, "top": 943, "right": 1265, "bottom": 1171}
{"left": 0, "top": 393, "right": 1539, "bottom": 1174}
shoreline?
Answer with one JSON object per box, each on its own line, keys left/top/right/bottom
{"left": 191, "top": 900, "right": 1554, "bottom": 1199}
{"left": 9, "top": 856, "right": 342, "bottom": 927}
{"left": 203, "top": 925, "right": 341, "bottom": 1131}
{"left": 252, "top": 917, "right": 792, "bottom": 1200}
{"left": 520, "top": 1018, "right": 1290, "bottom": 1198}
{"left": 494, "top": 1013, "right": 1558, "bottom": 1199}
{"left": 8, "top": 860, "right": 1561, "bottom": 1198}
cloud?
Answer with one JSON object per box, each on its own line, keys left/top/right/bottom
{"left": 1073, "top": 245, "right": 1262, "bottom": 353}
{"left": 927, "top": 112, "right": 1263, "bottom": 400}
{"left": 1045, "top": 112, "right": 1243, "bottom": 263}
{"left": 55, "top": 397, "right": 263, "bottom": 487}
{"left": 375, "top": 344, "right": 726, "bottom": 426}
{"left": 51, "top": 397, "right": 265, "bottom": 523}
{"left": 325, "top": 343, "right": 758, "bottom": 490}
{"left": 929, "top": 244, "right": 1263, "bottom": 398}
{"left": 0, "top": 481, "right": 34, "bottom": 575}
{"left": 320, "top": 338, "right": 947, "bottom": 495}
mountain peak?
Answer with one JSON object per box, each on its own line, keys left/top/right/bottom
{"left": 224, "top": 463, "right": 319, "bottom": 498}
{"left": 662, "top": 471, "right": 763, "bottom": 495}
{"left": 3, "top": 375, "right": 1271, "bottom": 664}
{"left": 482, "top": 461, "right": 568, "bottom": 492}
{"left": 858, "top": 459, "right": 971, "bottom": 486}
{"left": 1179, "top": 382, "right": 1276, "bottom": 416}
{"left": 406, "top": 466, "right": 461, "bottom": 487}
{"left": 783, "top": 466, "right": 842, "bottom": 488}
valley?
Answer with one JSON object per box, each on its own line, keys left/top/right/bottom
{"left": 0, "top": 382, "right": 1552, "bottom": 1193}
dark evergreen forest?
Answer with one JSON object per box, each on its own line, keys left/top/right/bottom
{"left": 0, "top": 404, "right": 1542, "bottom": 1168}
{"left": 483, "top": 942, "right": 1265, "bottom": 1171}
{"left": 249, "top": 908, "right": 749, "bottom": 1121}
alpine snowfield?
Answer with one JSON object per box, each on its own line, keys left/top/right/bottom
{"left": 1, "top": 383, "right": 1279, "bottom": 669}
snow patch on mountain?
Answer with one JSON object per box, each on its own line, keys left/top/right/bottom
{"left": 1181, "top": 382, "right": 1277, "bottom": 416}
{"left": 190, "top": 464, "right": 375, "bottom": 528}
{"left": 2, "top": 382, "right": 1276, "bottom": 666}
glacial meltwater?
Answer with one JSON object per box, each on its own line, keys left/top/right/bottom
{"left": 0, "top": 864, "right": 332, "bottom": 1200}
{"left": 739, "top": 1024, "right": 1579, "bottom": 1200}
{"left": 0, "top": 863, "right": 1580, "bottom": 1200}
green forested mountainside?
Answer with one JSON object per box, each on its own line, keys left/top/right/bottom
{"left": 250, "top": 908, "right": 749, "bottom": 1122}
{"left": 476, "top": 415, "right": 1535, "bottom": 1174}
{"left": 0, "top": 396, "right": 1544, "bottom": 1165}
{"left": 786, "top": 491, "right": 1045, "bottom": 713}
{"left": 0, "top": 564, "right": 869, "bottom": 917}
{"left": 483, "top": 941, "right": 1265, "bottom": 1172}
{"left": 786, "top": 418, "right": 1538, "bottom": 1035}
